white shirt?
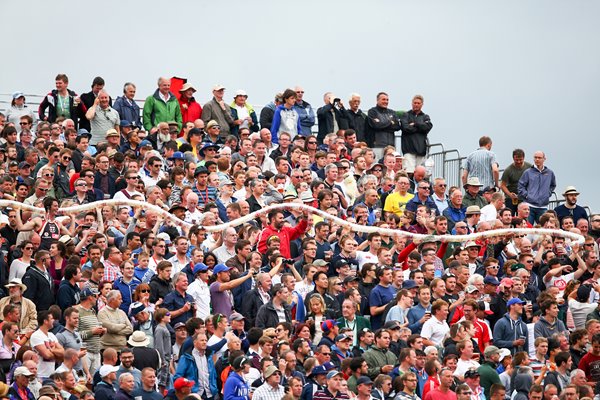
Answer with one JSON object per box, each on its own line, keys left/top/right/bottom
{"left": 454, "top": 358, "right": 480, "bottom": 378}
{"left": 479, "top": 204, "right": 498, "bottom": 222}
{"left": 207, "top": 334, "right": 227, "bottom": 360}
{"left": 213, "top": 245, "right": 236, "bottom": 265}
{"left": 355, "top": 251, "right": 379, "bottom": 269}
{"left": 30, "top": 329, "right": 60, "bottom": 378}
{"left": 185, "top": 209, "right": 203, "bottom": 225}
{"left": 421, "top": 316, "right": 450, "bottom": 346}
{"left": 187, "top": 279, "right": 211, "bottom": 320}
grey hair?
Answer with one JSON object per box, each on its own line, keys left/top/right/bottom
{"left": 123, "top": 82, "right": 136, "bottom": 93}
{"left": 467, "top": 274, "right": 484, "bottom": 285}
{"left": 106, "top": 290, "right": 121, "bottom": 302}
{"left": 119, "top": 372, "right": 134, "bottom": 384}
{"left": 357, "top": 174, "right": 377, "bottom": 189}
{"left": 324, "top": 163, "right": 338, "bottom": 174}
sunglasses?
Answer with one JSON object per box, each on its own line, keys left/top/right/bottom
{"left": 62, "top": 156, "right": 71, "bottom": 161}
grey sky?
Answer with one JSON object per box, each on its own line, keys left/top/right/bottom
{"left": 2, "top": 1, "right": 599, "bottom": 208}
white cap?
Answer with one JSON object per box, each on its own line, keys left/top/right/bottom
{"left": 234, "top": 89, "right": 247, "bottom": 97}
{"left": 99, "top": 365, "right": 119, "bottom": 378}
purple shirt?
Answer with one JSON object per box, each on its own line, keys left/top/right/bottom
{"left": 209, "top": 281, "right": 233, "bottom": 318}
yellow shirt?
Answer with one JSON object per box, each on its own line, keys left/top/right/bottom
{"left": 383, "top": 191, "right": 414, "bottom": 217}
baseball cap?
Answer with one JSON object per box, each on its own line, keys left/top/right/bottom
{"left": 309, "top": 365, "right": 327, "bottom": 376}
{"left": 464, "top": 369, "right": 480, "bottom": 379}
{"left": 234, "top": 90, "right": 248, "bottom": 97}
{"left": 174, "top": 322, "right": 186, "bottom": 330}
{"left": 357, "top": 376, "right": 373, "bottom": 386}
{"left": 212, "top": 84, "right": 225, "bottom": 91}
{"left": 313, "top": 259, "right": 328, "bottom": 267}
{"left": 194, "top": 166, "right": 209, "bottom": 176}
{"left": 18, "top": 161, "right": 30, "bottom": 169}
{"left": 335, "top": 334, "right": 352, "bottom": 342}
{"left": 99, "top": 365, "right": 119, "bottom": 378}
{"left": 511, "top": 263, "right": 526, "bottom": 272}
{"left": 484, "top": 276, "right": 500, "bottom": 286}
{"left": 334, "top": 259, "right": 350, "bottom": 270}
{"left": 484, "top": 345, "right": 501, "bottom": 358}
{"left": 140, "top": 139, "right": 153, "bottom": 148}
{"left": 213, "top": 264, "right": 231, "bottom": 274}
{"left": 326, "top": 370, "right": 343, "bottom": 380}
{"left": 193, "top": 263, "right": 209, "bottom": 274}
{"left": 169, "top": 151, "right": 185, "bottom": 160}
{"left": 13, "top": 366, "right": 33, "bottom": 377}
{"left": 321, "top": 319, "right": 338, "bottom": 333}
{"left": 507, "top": 298, "right": 525, "bottom": 307}
{"left": 229, "top": 312, "right": 245, "bottom": 323}
{"left": 500, "top": 277, "right": 514, "bottom": 287}
{"left": 383, "top": 321, "right": 401, "bottom": 330}
{"left": 343, "top": 276, "right": 359, "bottom": 285}
{"left": 130, "top": 301, "right": 147, "bottom": 317}
{"left": 498, "top": 348, "right": 512, "bottom": 362}
{"left": 12, "top": 91, "right": 25, "bottom": 99}
{"left": 403, "top": 280, "right": 417, "bottom": 290}
{"left": 173, "top": 377, "right": 195, "bottom": 390}
{"left": 465, "top": 285, "right": 480, "bottom": 294}
{"left": 80, "top": 287, "right": 98, "bottom": 299}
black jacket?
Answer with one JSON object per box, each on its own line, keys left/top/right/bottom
{"left": 38, "top": 89, "right": 86, "bottom": 127}
{"left": 22, "top": 266, "right": 55, "bottom": 311}
{"left": 247, "top": 195, "right": 262, "bottom": 215}
{"left": 346, "top": 109, "right": 367, "bottom": 141}
{"left": 255, "top": 301, "right": 292, "bottom": 329}
{"left": 399, "top": 110, "right": 433, "bottom": 156}
{"left": 363, "top": 106, "right": 400, "bottom": 148}
{"left": 149, "top": 275, "right": 172, "bottom": 303}
{"left": 94, "top": 381, "right": 117, "bottom": 400}
{"left": 316, "top": 104, "right": 349, "bottom": 143}
{"left": 241, "top": 288, "right": 268, "bottom": 329}
{"left": 132, "top": 347, "right": 160, "bottom": 371}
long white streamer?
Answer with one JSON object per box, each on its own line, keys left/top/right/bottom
{"left": 0, "top": 199, "right": 584, "bottom": 244}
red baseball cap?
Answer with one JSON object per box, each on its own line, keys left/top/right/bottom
{"left": 174, "top": 378, "right": 194, "bottom": 391}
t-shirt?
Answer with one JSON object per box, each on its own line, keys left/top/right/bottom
{"left": 209, "top": 281, "right": 233, "bottom": 318}
{"left": 383, "top": 191, "right": 414, "bottom": 217}
{"left": 207, "top": 334, "right": 227, "bottom": 360}
{"left": 501, "top": 162, "right": 532, "bottom": 194}
{"left": 579, "top": 351, "right": 600, "bottom": 382}
{"left": 424, "top": 388, "right": 457, "bottom": 400}
{"left": 30, "top": 329, "right": 60, "bottom": 378}
{"left": 369, "top": 284, "right": 397, "bottom": 330}
{"left": 421, "top": 317, "right": 450, "bottom": 346}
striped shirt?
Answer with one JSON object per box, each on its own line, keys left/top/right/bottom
{"left": 76, "top": 304, "right": 102, "bottom": 353}
{"left": 464, "top": 147, "right": 497, "bottom": 188}
{"left": 252, "top": 383, "right": 285, "bottom": 400}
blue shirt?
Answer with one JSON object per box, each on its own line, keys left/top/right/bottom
{"left": 369, "top": 284, "right": 397, "bottom": 330}
{"left": 163, "top": 290, "right": 195, "bottom": 326}
{"left": 407, "top": 303, "right": 431, "bottom": 334}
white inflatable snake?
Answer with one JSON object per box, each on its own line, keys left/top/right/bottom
{"left": 0, "top": 199, "right": 584, "bottom": 244}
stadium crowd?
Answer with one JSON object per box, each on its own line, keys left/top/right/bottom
{"left": 0, "top": 74, "right": 598, "bottom": 400}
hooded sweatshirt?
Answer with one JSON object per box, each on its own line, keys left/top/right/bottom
{"left": 512, "top": 372, "right": 533, "bottom": 400}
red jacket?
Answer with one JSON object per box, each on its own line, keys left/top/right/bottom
{"left": 257, "top": 219, "right": 308, "bottom": 258}
{"left": 179, "top": 97, "right": 202, "bottom": 125}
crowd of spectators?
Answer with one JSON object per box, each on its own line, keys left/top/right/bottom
{"left": 0, "top": 73, "right": 598, "bottom": 400}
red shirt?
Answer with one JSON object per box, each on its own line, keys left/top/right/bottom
{"left": 424, "top": 388, "right": 457, "bottom": 400}
{"left": 578, "top": 351, "right": 600, "bottom": 382}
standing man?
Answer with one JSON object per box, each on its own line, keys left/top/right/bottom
{"left": 400, "top": 95, "right": 433, "bottom": 176}
{"left": 210, "top": 264, "right": 255, "bottom": 319}
{"left": 421, "top": 300, "right": 450, "bottom": 347}
{"left": 38, "top": 73, "right": 86, "bottom": 127}
{"left": 97, "top": 290, "right": 134, "bottom": 350}
{"left": 462, "top": 136, "right": 499, "bottom": 190}
{"left": 163, "top": 272, "right": 195, "bottom": 327}
{"left": 113, "top": 82, "right": 142, "bottom": 128}
{"left": 492, "top": 298, "right": 529, "bottom": 355}
{"left": 143, "top": 77, "right": 182, "bottom": 131}
{"left": 500, "top": 149, "right": 531, "bottom": 212}
{"left": 22, "top": 250, "right": 55, "bottom": 311}
{"left": 364, "top": 92, "right": 400, "bottom": 150}
{"left": 85, "top": 91, "right": 120, "bottom": 146}
{"left": 293, "top": 86, "right": 316, "bottom": 137}
{"left": 77, "top": 288, "right": 106, "bottom": 376}
{"left": 346, "top": 93, "right": 367, "bottom": 141}
{"left": 369, "top": 267, "right": 396, "bottom": 331}
{"left": 317, "top": 92, "right": 349, "bottom": 143}
{"left": 80, "top": 77, "right": 112, "bottom": 131}
{"left": 518, "top": 151, "right": 556, "bottom": 225}
{"left": 201, "top": 85, "right": 235, "bottom": 138}
{"left": 30, "top": 310, "right": 65, "bottom": 379}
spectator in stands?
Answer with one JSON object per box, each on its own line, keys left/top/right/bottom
{"left": 555, "top": 185, "right": 589, "bottom": 224}
{"left": 500, "top": 148, "right": 531, "bottom": 212}
{"left": 97, "top": 290, "right": 133, "bottom": 350}
{"left": 518, "top": 151, "right": 556, "bottom": 224}
{"left": 363, "top": 92, "right": 400, "bottom": 149}
{"left": 462, "top": 136, "right": 499, "bottom": 190}
{"left": 400, "top": 95, "right": 433, "bottom": 176}
{"left": 143, "top": 77, "right": 182, "bottom": 131}
{"left": 38, "top": 74, "right": 86, "bottom": 128}
{"left": 112, "top": 82, "right": 141, "bottom": 128}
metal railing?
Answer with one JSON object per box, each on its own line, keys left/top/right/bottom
{"left": 427, "top": 143, "right": 465, "bottom": 190}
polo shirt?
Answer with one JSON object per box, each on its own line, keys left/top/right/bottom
{"left": 421, "top": 317, "right": 450, "bottom": 346}
{"left": 369, "top": 284, "right": 397, "bottom": 330}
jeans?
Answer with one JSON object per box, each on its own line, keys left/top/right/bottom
{"left": 528, "top": 206, "right": 548, "bottom": 225}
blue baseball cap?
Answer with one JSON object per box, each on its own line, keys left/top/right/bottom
{"left": 120, "top": 120, "right": 134, "bottom": 127}
{"left": 213, "top": 264, "right": 230, "bottom": 274}
{"left": 169, "top": 151, "right": 185, "bottom": 160}
{"left": 309, "top": 365, "right": 327, "bottom": 376}
{"left": 507, "top": 298, "right": 525, "bottom": 307}
{"left": 140, "top": 140, "right": 153, "bottom": 148}
{"left": 193, "top": 263, "right": 209, "bottom": 274}
{"left": 77, "top": 128, "right": 91, "bottom": 138}
{"left": 484, "top": 276, "right": 500, "bottom": 286}
{"left": 403, "top": 280, "right": 417, "bottom": 290}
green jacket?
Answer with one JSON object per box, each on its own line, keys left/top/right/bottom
{"left": 143, "top": 89, "right": 182, "bottom": 131}
{"left": 477, "top": 361, "right": 501, "bottom": 399}
{"left": 337, "top": 316, "right": 371, "bottom": 334}
{"left": 363, "top": 346, "right": 398, "bottom": 379}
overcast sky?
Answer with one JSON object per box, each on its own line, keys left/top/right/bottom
{"left": 2, "top": 1, "right": 599, "bottom": 209}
